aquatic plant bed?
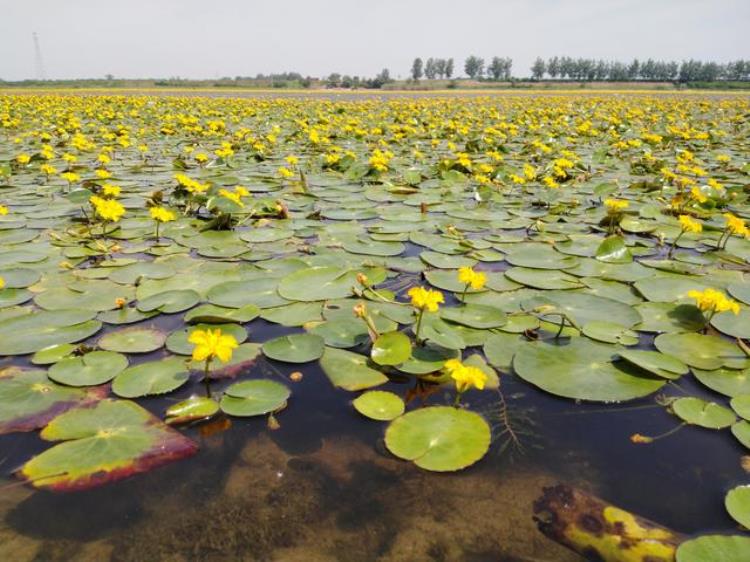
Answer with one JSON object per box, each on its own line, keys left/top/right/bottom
{"left": 0, "top": 92, "right": 749, "bottom": 560}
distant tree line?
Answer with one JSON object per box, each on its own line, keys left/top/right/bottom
{"left": 324, "top": 68, "right": 394, "bottom": 89}
{"left": 410, "top": 58, "right": 455, "bottom": 81}
{"left": 529, "top": 57, "right": 750, "bottom": 82}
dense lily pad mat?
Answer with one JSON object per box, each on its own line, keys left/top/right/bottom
{"left": 0, "top": 91, "right": 748, "bottom": 547}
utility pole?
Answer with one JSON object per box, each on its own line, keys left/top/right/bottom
{"left": 33, "top": 32, "right": 47, "bottom": 81}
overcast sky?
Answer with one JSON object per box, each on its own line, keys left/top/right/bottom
{"left": 1, "top": 0, "right": 748, "bottom": 80}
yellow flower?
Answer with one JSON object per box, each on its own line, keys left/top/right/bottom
{"left": 604, "top": 198, "right": 629, "bottom": 213}
{"left": 0, "top": 276, "right": 4, "bottom": 289}
{"left": 690, "top": 186, "right": 708, "bottom": 204}
{"left": 277, "top": 166, "right": 295, "bottom": 179}
{"left": 369, "top": 149, "right": 393, "bottom": 172}
{"left": 61, "top": 171, "right": 81, "bottom": 184}
{"left": 95, "top": 169, "right": 112, "bottom": 179}
{"left": 285, "top": 155, "right": 299, "bottom": 166}
{"left": 678, "top": 215, "right": 702, "bottom": 234}
{"left": 91, "top": 197, "right": 125, "bottom": 222}
{"left": 444, "top": 359, "right": 488, "bottom": 393}
{"left": 16, "top": 153, "right": 31, "bottom": 165}
{"left": 40, "top": 163, "right": 57, "bottom": 176}
{"left": 218, "top": 188, "right": 244, "bottom": 207}
{"left": 149, "top": 206, "right": 176, "bottom": 223}
{"left": 0, "top": 205, "right": 8, "bottom": 216}
{"left": 408, "top": 286, "right": 444, "bottom": 312}
{"left": 101, "top": 184, "right": 121, "bottom": 198}
{"left": 234, "top": 186, "right": 250, "bottom": 197}
{"left": 724, "top": 214, "right": 749, "bottom": 237}
{"left": 687, "top": 288, "right": 740, "bottom": 315}
{"left": 188, "top": 328, "right": 238, "bottom": 363}
{"left": 457, "top": 266, "right": 486, "bottom": 290}
{"left": 542, "top": 176, "right": 559, "bottom": 189}
{"left": 194, "top": 153, "right": 209, "bottom": 164}
{"left": 97, "top": 153, "right": 111, "bottom": 165}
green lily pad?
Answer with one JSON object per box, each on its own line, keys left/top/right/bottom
{"left": 278, "top": 266, "right": 364, "bottom": 301}
{"left": 384, "top": 406, "right": 491, "bottom": 472}
{"left": 98, "top": 307, "right": 158, "bottom": 325}
{"left": 165, "top": 396, "right": 220, "bottom": 424}
{"left": 693, "top": 367, "right": 750, "bottom": 398}
{"left": 711, "top": 308, "right": 750, "bottom": 339}
{"left": 18, "top": 399, "right": 197, "bottom": 491}
{"left": 440, "top": 304, "right": 507, "bottom": 329}
{"left": 184, "top": 303, "right": 260, "bottom": 324}
{"left": 112, "top": 357, "right": 191, "bottom": 398}
{"left": 505, "top": 267, "right": 583, "bottom": 290}
{"left": 352, "top": 391, "right": 405, "bottom": 421}
{"left": 731, "top": 395, "right": 750, "bottom": 421}
{"left": 397, "top": 343, "right": 460, "bottom": 375}
{"left": 654, "top": 333, "right": 745, "bottom": 370}
{"left": 0, "top": 309, "right": 101, "bottom": 355}
{"left": 99, "top": 326, "right": 167, "bottom": 353}
{"left": 0, "top": 367, "right": 103, "bottom": 434}
{"left": 320, "top": 347, "right": 388, "bottom": 390}
{"left": 483, "top": 332, "right": 527, "bottom": 373}
{"left": 595, "top": 235, "right": 633, "bottom": 263}
{"left": 262, "top": 333, "right": 325, "bottom": 363}
{"left": 220, "top": 379, "right": 291, "bottom": 417}
{"left": 137, "top": 289, "right": 200, "bottom": 314}
{"left": 260, "top": 302, "right": 324, "bottom": 326}
{"left": 671, "top": 397, "right": 736, "bottom": 429}
{"left": 308, "top": 318, "right": 369, "bottom": 348}
{"left": 633, "top": 302, "right": 704, "bottom": 333}
{"left": 31, "top": 343, "right": 77, "bottom": 365}
{"left": 513, "top": 339, "right": 665, "bottom": 402}
{"left": 676, "top": 535, "right": 750, "bottom": 562}
{"left": 725, "top": 485, "right": 750, "bottom": 529}
{"left": 48, "top": 351, "right": 129, "bottom": 387}
{"left": 616, "top": 350, "right": 688, "bottom": 380}
{"left": 371, "top": 331, "right": 412, "bottom": 366}
{"left": 634, "top": 277, "right": 711, "bottom": 302}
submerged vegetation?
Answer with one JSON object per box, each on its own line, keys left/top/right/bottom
{"left": 0, "top": 92, "right": 749, "bottom": 558}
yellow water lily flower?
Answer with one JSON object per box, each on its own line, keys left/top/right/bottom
{"left": 687, "top": 288, "right": 740, "bottom": 315}
{"left": 149, "top": 206, "right": 176, "bottom": 223}
{"left": 407, "top": 286, "right": 444, "bottom": 312}
{"left": 0, "top": 276, "right": 5, "bottom": 289}
{"left": 0, "top": 205, "right": 8, "bottom": 216}
{"left": 101, "top": 184, "right": 121, "bottom": 198}
{"left": 724, "top": 213, "right": 749, "bottom": 237}
{"left": 91, "top": 197, "right": 125, "bottom": 222}
{"left": 457, "top": 266, "right": 487, "bottom": 290}
{"left": 189, "top": 328, "right": 238, "bottom": 363}
{"left": 678, "top": 215, "right": 702, "bottom": 233}
{"left": 444, "top": 359, "right": 488, "bottom": 393}
{"left": 218, "top": 188, "right": 244, "bottom": 207}
{"left": 604, "top": 198, "right": 629, "bottom": 213}
{"left": 16, "top": 153, "right": 31, "bottom": 165}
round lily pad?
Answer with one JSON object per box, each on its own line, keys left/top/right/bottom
{"left": 616, "top": 350, "right": 688, "bottom": 380}
{"left": 654, "top": 333, "right": 745, "bottom": 370}
{"left": 513, "top": 339, "right": 665, "bottom": 402}
{"left": 384, "top": 406, "right": 491, "bottom": 472}
{"left": 352, "top": 391, "right": 405, "bottom": 421}
{"left": 725, "top": 485, "right": 750, "bottom": 529}
{"left": 184, "top": 303, "right": 260, "bottom": 324}
{"left": 676, "top": 535, "right": 750, "bottom": 562}
{"left": 711, "top": 308, "right": 750, "bottom": 339}
{"left": 440, "top": 304, "right": 507, "bottom": 329}
{"left": 371, "top": 331, "right": 412, "bottom": 366}
{"left": 137, "top": 289, "right": 200, "bottom": 314}
{"left": 220, "top": 379, "right": 291, "bottom": 417}
{"left": 18, "top": 399, "right": 197, "bottom": 491}
{"left": 262, "top": 333, "right": 325, "bottom": 363}
{"left": 278, "top": 266, "right": 361, "bottom": 301}
{"left": 31, "top": 344, "right": 77, "bottom": 365}
{"left": 112, "top": 357, "right": 191, "bottom": 398}
{"left": 165, "top": 396, "right": 220, "bottom": 424}
{"left": 693, "top": 367, "right": 750, "bottom": 398}
{"left": 730, "top": 395, "right": 750, "bottom": 421}
{"left": 320, "top": 347, "right": 388, "bottom": 390}
{"left": 671, "top": 397, "right": 736, "bottom": 429}
{"left": 99, "top": 326, "right": 167, "bottom": 353}
{"left": 48, "top": 351, "right": 129, "bottom": 387}
{"left": 308, "top": 318, "right": 369, "bottom": 349}
{"left": 0, "top": 309, "right": 101, "bottom": 355}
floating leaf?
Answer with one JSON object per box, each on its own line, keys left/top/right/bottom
{"left": 352, "top": 391, "right": 405, "bottom": 421}
{"left": 616, "top": 349, "right": 688, "bottom": 380}
{"left": 112, "top": 357, "right": 190, "bottom": 398}
{"left": 440, "top": 304, "right": 507, "bottom": 329}
{"left": 165, "top": 396, "right": 220, "bottom": 425}
{"left": 48, "top": 351, "right": 129, "bottom": 387}
{"left": 320, "top": 347, "right": 388, "bottom": 390}
{"left": 220, "top": 379, "right": 290, "bottom": 417}
{"left": 137, "top": 289, "right": 200, "bottom": 314}
{"left": 99, "top": 326, "right": 167, "bottom": 353}
{"left": 19, "top": 399, "right": 197, "bottom": 491}
{"left": 655, "top": 333, "right": 746, "bottom": 370}
{"left": 384, "top": 406, "right": 491, "bottom": 472}
{"left": 725, "top": 485, "right": 750, "bottom": 529}
{"left": 371, "top": 331, "right": 412, "bottom": 366}
{"left": 671, "top": 397, "right": 736, "bottom": 429}
{"left": 676, "top": 535, "right": 750, "bottom": 562}
{"left": 262, "top": 333, "right": 325, "bottom": 363}
{"left": 513, "top": 339, "right": 665, "bottom": 402}
{"left": 0, "top": 309, "right": 101, "bottom": 355}
{"left": 595, "top": 235, "right": 633, "bottom": 263}
{"left": 184, "top": 303, "right": 260, "bottom": 324}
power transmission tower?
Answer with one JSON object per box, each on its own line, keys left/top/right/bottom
{"left": 33, "top": 32, "right": 47, "bottom": 80}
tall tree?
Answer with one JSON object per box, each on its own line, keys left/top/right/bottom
{"left": 488, "top": 57, "right": 503, "bottom": 80}
{"left": 445, "top": 58, "right": 454, "bottom": 79}
{"left": 424, "top": 58, "right": 437, "bottom": 79}
{"left": 547, "top": 56, "right": 560, "bottom": 79}
{"left": 531, "top": 57, "right": 546, "bottom": 80}
{"left": 434, "top": 58, "right": 446, "bottom": 79}
{"left": 464, "top": 55, "right": 485, "bottom": 79}
{"left": 411, "top": 58, "right": 424, "bottom": 81}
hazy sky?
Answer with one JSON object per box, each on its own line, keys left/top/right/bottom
{"left": 1, "top": 0, "right": 748, "bottom": 80}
